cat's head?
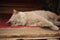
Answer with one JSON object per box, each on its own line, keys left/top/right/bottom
{"left": 7, "top": 9, "right": 26, "bottom": 26}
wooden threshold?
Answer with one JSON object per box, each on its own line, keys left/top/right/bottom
{"left": 0, "top": 28, "right": 60, "bottom": 38}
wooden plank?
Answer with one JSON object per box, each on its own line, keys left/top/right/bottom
{"left": 0, "top": 6, "right": 41, "bottom": 14}
{"left": 47, "top": 38, "right": 59, "bottom": 40}
{"left": 0, "top": 28, "right": 60, "bottom": 38}
{"left": 0, "top": 0, "right": 41, "bottom": 14}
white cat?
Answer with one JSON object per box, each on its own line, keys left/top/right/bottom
{"left": 7, "top": 9, "right": 60, "bottom": 30}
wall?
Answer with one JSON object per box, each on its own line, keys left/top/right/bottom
{"left": 0, "top": 0, "right": 59, "bottom": 14}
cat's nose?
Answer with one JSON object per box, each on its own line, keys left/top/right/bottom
{"left": 8, "top": 22, "right": 12, "bottom": 25}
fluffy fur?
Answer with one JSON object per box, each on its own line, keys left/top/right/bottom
{"left": 7, "top": 9, "right": 60, "bottom": 30}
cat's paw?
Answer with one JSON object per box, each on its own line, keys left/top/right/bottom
{"left": 50, "top": 26, "right": 59, "bottom": 31}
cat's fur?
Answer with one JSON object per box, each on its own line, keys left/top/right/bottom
{"left": 7, "top": 9, "right": 60, "bottom": 30}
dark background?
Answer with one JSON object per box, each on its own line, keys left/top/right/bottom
{"left": 0, "top": 0, "right": 60, "bottom": 15}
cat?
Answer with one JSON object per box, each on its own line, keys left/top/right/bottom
{"left": 7, "top": 9, "right": 60, "bottom": 30}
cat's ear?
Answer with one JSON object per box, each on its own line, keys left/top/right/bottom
{"left": 13, "top": 9, "right": 18, "bottom": 14}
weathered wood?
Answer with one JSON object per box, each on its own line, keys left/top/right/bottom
{"left": 0, "top": 28, "right": 60, "bottom": 38}
{"left": 0, "top": 6, "right": 41, "bottom": 14}
{"left": 47, "top": 38, "right": 59, "bottom": 40}
{"left": 0, "top": 0, "right": 58, "bottom": 14}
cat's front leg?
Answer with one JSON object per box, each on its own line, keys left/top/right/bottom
{"left": 38, "top": 18, "right": 59, "bottom": 30}
{"left": 43, "top": 20, "right": 59, "bottom": 30}
{"left": 27, "top": 23, "right": 37, "bottom": 26}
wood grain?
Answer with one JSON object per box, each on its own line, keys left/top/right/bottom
{"left": 0, "top": 28, "right": 60, "bottom": 38}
